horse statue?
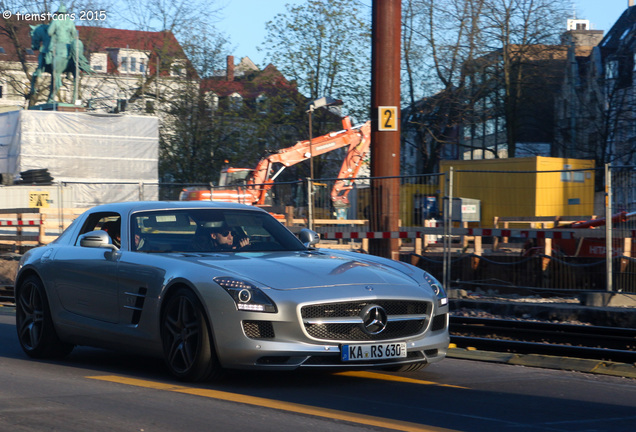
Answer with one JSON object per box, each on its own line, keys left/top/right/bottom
{"left": 29, "top": 15, "right": 92, "bottom": 104}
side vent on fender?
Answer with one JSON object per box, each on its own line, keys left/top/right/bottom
{"left": 124, "top": 287, "right": 148, "bottom": 325}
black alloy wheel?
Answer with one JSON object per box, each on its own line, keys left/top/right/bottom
{"left": 161, "top": 288, "right": 221, "bottom": 381}
{"left": 15, "top": 275, "right": 73, "bottom": 358}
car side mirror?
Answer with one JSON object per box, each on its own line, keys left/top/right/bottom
{"left": 299, "top": 228, "right": 320, "bottom": 248}
{"left": 79, "top": 230, "right": 119, "bottom": 251}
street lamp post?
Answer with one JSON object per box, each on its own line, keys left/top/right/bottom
{"left": 306, "top": 96, "right": 343, "bottom": 230}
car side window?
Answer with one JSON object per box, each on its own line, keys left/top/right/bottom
{"left": 132, "top": 212, "right": 197, "bottom": 252}
{"left": 76, "top": 212, "right": 122, "bottom": 247}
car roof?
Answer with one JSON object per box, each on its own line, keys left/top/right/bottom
{"left": 86, "top": 201, "right": 267, "bottom": 215}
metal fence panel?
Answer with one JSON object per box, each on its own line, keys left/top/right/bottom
{"left": 609, "top": 165, "right": 636, "bottom": 293}
{"left": 3, "top": 165, "right": 633, "bottom": 294}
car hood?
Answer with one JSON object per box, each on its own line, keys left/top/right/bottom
{"left": 186, "top": 250, "right": 419, "bottom": 290}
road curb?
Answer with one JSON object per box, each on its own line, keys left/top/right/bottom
{"left": 448, "top": 346, "right": 636, "bottom": 379}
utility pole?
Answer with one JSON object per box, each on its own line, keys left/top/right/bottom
{"left": 370, "top": 0, "right": 401, "bottom": 260}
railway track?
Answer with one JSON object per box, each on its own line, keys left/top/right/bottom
{"left": 450, "top": 316, "right": 636, "bottom": 364}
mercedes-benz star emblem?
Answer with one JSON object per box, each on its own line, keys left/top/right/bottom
{"left": 360, "top": 304, "right": 388, "bottom": 335}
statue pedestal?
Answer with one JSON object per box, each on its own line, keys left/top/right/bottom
{"left": 29, "top": 103, "right": 86, "bottom": 112}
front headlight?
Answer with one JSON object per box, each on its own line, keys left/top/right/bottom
{"left": 423, "top": 273, "right": 448, "bottom": 307}
{"left": 214, "top": 277, "right": 277, "bottom": 313}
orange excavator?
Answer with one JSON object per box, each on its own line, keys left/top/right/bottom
{"left": 180, "top": 116, "right": 371, "bottom": 208}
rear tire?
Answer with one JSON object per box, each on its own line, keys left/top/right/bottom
{"left": 15, "top": 275, "right": 74, "bottom": 359}
{"left": 161, "top": 288, "right": 222, "bottom": 381}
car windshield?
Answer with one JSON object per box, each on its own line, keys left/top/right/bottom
{"left": 130, "top": 208, "right": 306, "bottom": 253}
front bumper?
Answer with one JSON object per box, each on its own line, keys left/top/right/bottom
{"left": 249, "top": 329, "right": 449, "bottom": 370}
{"left": 212, "top": 308, "right": 449, "bottom": 370}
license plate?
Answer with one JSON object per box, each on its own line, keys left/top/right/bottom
{"left": 341, "top": 343, "right": 407, "bottom": 361}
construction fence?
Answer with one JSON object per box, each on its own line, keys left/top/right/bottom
{"left": 0, "top": 164, "right": 634, "bottom": 295}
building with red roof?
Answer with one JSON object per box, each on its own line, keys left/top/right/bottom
{"left": 200, "top": 55, "right": 303, "bottom": 116}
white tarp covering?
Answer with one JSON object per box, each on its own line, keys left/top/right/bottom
{"left": 0, "top": 110, "right": 21, "bottom": 176}
{"left": 0, "top": 109, "right": 158, "bottom": 206}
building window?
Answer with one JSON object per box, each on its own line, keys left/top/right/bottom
{"left": 206, "top": 92, "right": 218, "bottom": 111}
{"left": 620, "top": 28, "right": 631, "bottom": 40}
{"left": 0, "top": 47, "right": 5, "bottom": 54}
{"left": 90, "top": 52, "right": 107, "bottom": 72}
{"left": 0, "top": 85, "right": 3, "bottom": 98}
{"left": 120, "top": 57, "right": 128, "bottom": 72}
{"left": 229, "top": 93, "right": 243, "bottom": 110}
{"left": 256, "top": 94, "right": 267, "bottom": 113}
{"left": 606, "top": 60, "right": 618, "bottom": 79}
{"left": 130, "top": 58, "right": 137, "bottom": 72}
{"left": 561, "top": 164, "right": 584, "bottom": 182}
{"left": 170, "top": 60, "right": 187, "bottom": 77}
{"left": 140, "top": 59, "right": 146, "bottom": 73}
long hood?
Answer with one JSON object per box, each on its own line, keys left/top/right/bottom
{"left": 184, "top": 250, "right": 419, "bottom": 290}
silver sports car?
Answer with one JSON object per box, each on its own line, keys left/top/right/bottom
{"left": 15, "top": 202, "right": 449, "bottom": 381}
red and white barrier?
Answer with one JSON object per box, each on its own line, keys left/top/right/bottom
{"left": 321, "top": 231, "right": 421, "bottom": 240}
{"left": 317, "top": 228, "right": 605, "bottom": 240}
{"left": 466, "top": 228, "right": 574, "bottom": 240}
{"left": 0, "top": 220, "right": 39, "bottom": 226}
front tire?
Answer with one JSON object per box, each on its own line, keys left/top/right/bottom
{"left": 15, "top": 275, "right": 73, "bottom": 358}
{"left": 161, "top": 288, "right": 221, "bottom": 381}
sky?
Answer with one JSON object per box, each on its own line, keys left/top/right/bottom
{"left": 216, "top": 0, "right": 630, "bottom": 68}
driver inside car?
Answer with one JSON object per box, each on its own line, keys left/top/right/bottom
{"left": 209, "top": 224, "right": 250, "bottom": 250}
{"left": 191, "top": 222, "right": 250, "bottom": 251}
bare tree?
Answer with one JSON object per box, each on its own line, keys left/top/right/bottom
{"left": 479, "top": 0, "right": 570, "bottom": 157}
{"left": 401, "top": 0, "right": 570, "bottom": 172}
{"left": 401, "top": 0, "right": 487, "bottom": 172}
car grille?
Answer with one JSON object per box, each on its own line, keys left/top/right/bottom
{"left": 243, "top": 320, "right": 275, "bottom": 339}
{"left": 301, "top": 300, "right": 431, "bottom": 342}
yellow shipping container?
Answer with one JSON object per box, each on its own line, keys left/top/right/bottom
{"left": 439, "top": 157, "right": 595, "bottom": 224}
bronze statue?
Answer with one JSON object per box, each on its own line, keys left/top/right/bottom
{"left": 29, "top": 5, "right": 92, "bottom": 104}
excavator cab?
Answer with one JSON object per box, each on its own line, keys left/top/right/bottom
{"left": 219, "top": 167, "right": 254, "bottom": 187}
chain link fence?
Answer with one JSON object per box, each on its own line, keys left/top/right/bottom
{"left": 1, "top": 165, "right": 633, "bottom": 294}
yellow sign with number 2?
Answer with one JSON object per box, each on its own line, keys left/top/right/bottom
{"left": 378, "top": 106, "right": 398, "bottom": 131}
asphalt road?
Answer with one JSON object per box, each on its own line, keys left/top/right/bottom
{"left": 1, "top": 306, "right": 635, "bottom": 432}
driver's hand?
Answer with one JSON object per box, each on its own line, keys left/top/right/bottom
{"left": 237, "top": 237, "right": 250, "bottom": 248}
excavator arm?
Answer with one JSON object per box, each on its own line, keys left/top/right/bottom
{"left": 185, "top": 117, "right": 372, "bottom": 208}
{"left": 330, "top": 121, "right": 371, "bottom": 207}
{"left": 249, "top": 116, "right": 369, "bottom": 205}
